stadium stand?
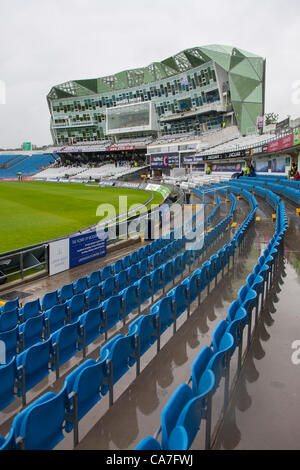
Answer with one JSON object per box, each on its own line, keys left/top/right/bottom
{"left": 0, "top": 154, "right": 57, "bottom": 179}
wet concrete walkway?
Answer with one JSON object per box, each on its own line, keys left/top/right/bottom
{"left": 213, "top": 197, "right": 300, "bottom": 450}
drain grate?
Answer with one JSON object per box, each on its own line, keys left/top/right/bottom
{"left": 0, "top": 291, "right": 32, "bottom": 301}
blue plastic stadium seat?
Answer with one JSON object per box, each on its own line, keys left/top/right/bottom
{"left": 85, "top": 286, "right": 101, "bottom": 309}
{"left": 112, "top": 260, "right": 123, "bottom": 275}
{"left": 122, "top": 255, "right": 131, "bottom": 270}
{"left": 150, "top": 267, "right": 164, "bottom": 295}
{"left": 87, "top": 270, "right": 101, "bottom": 287}
{"left": 161, "top": 384, "right": 203, "bottom": 450}
{"left": 73, "top": 277, "right": 88, "bottom": 295}
{"left": 0, "top": 308, "right": 19, "bottom": 333}
{"left": 101, "top": 295, "right": 124, "bottom": 334}
{"left": 182, "top": 273, "right": 199, "bottom": 305}
{"left": 128, "top": 264, "right": 140, "bottom": 284}
{"left": 41, "top": 291, "right": 59, "bottom": 312}
{"left": 130, "top": 251, "right": 139, "bottom": 266}
{"left": 135, "top": 437, "right": 161, "bottom": 450}
{"left": 173, "top": 255, "right": 183, "bottom": 278}
{"left": 19, "top": 299, "right": 41, "bottom": 323}
{"left": 18, "top": 315, "right": 45, "bottom": 351}
{"left": 116, "top": 270, "right": 129, "bottom": 293}
{"left": 167, "top": 284, "right": 189, "bottom": 318}
{"left": 16, "top": 340, "right": 52, "bottom": 404}
{"left": 128, "top": 314, "right": 158, "bottom": 357}
{"left": 190, "top": 347, "right": 215, "bottom": 398}
{"left": 3, "top": 384, "right": 69, "bottom": 449}
{"left": 100, "top": 335, "right": 134, "bottom": 393}
{"left": 58, "top": 283, "right": 74, "bottom": 304}
{"left": 51, "top": 322, "right": 79, "bottom": 370}
{"left": 162, "top": 261, "right": 174, "bottom": 287}
{"left": 0, "top": 298, "right": 19, "bottom": 313}
{"left": 150, "top": 297, "right": 174, "bottom": 334}
{"left": 135, "top": 275, "right": 153, "bottom": 305}
{"left": 44, "top": 303, "right": 67, "bottom": 338}
{"left": 0, "top": 358, "right": 17, "bottom": 411}
{"left": 121, "top": 286, "right": 140, "bottom": 317}
{"left": 208, "top": 322, "right": 234, "bottom": 390}
{"left": 66, "top": 293, "right": 86, "bottom": 323}
{"left": 138, "top": 258, "right": 149, "bottom": 278}
{"left": 64, "top": 359, "right": 104, "bottom": 437}
{"left": 0, "top": 326, "right": 19, "bottom": 363}
{"left": 78, "top": 307, "right": 103, "bottom": 347}
{"left": 226, "top": 302, "right": 247, "bottom": 353}
{"left": 100, "top": 277, "right": 116, "bottom": 301}
{"left": 100, "top": 266, "right": 112, "bottom": 281}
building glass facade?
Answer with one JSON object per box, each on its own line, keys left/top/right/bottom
{"left": 47, "top": 45, "right": 265, "bottom": 145}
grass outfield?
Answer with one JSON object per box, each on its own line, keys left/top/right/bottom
{"left": 0, "top": 181, "right": 164, "bottom": 253}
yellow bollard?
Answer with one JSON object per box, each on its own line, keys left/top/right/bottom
{"left": 256, "top": 217, "right": 261, "bottom": 222}
{"left": 272, "top": 214, "right": 277, "bottom": 222}
{"left": 296, "top": 209, "right": 300, "bottom": 216}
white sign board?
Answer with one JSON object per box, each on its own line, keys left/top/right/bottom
{"left": 49, "top": 239, "right": 70, "bottom": 276}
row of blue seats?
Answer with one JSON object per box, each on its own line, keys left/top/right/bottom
{"left": 0, "top": 240, "right": 186, "bottom": 332}
{"left": 0, "top": 195, "right": 238, "bottom": 449}
{"left": 0, "top": 196, "right": 223, "bottom": 362}
{"left": 0, "top": 203, "right": 206, "bottom": 321}
{"left": 0, "top": 197, "right": 234, "bottom": 414}
{"left": 233, "top": 177, "right": 300, "bottom": 206}
{"left": 135, "top": 185, "right": 288, "bottom": 450}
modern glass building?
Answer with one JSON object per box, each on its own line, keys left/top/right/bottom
{"left": 47, "top": 45, "right": 266, "bottom": 145}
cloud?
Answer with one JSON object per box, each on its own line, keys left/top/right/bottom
{"left": 0, "top": 0, "right": 299, "bottom": 148}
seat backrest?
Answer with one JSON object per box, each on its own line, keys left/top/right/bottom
{"left": 0, "top": 308, "right": 19, "bottom": 333}
{"left": 88, "top": 271, "right": 101, "bottom": 287}
{"left": 65, "top": 359, "right": 103, "bottom": 423}
{"left": 169, "top": 395, "right": 203, "bottom": 450}
{"left": 21, "top": 299, "right": 41, "bottom": 321}
{"left": 41, "top": 291, "right": 58, "bottom": 311}
{"left": 135, "top": 437, "right": 161, "bottom": 450}
{"left": 16, "top": 339, "right": 51, "bottom": 392}
{"left": 161, "top": 384, "right": 193, "bottom": 450}
{"left": 73, "top": 277, "right": 88, "bottom": 294}
{"left": 51, "top": 323, "right": 79, "bottom": 366}
{"left": 58, "top": 284, "right": 74, "bottom": 303}
{"left": 44, "top": 304, "right": 66, "bottom": 336}
{"left": 1, "top": 298, "right": 19, "bottom": 313}
{"left": 0, "top": 358, "right": 16, "bottom": 411}
{"left": 19, "top": 315, "right": 44, "bottom": 350}
{"left": 128, "top": 314, "right": 157, "bottom": 355}
{"left": 101, "top": 266, "right": 112, "bottom": 281}
{"left": 18, "top": 385, "right": 68, "bottom": 450}
{"left": 191, "top": 346, "right": 214, "bottom": 396}
{"left": 0, "top": 326, "right": 18, "bottom": 363}
{"left": 109, "top": 336, "right": 133, "bottom": 384}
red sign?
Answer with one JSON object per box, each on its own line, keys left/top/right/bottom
{"left": 268, "top": 134, "right": 294, "bottom": 153}
{"left": 108, "top": 146, "right": 136, "bottom": 152}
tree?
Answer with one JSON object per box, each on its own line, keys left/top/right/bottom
{"left": 265, "top": 112, "right": 279, "bottom": 126}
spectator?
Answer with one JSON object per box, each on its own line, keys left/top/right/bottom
{"left": 294, "top": 171, "right": 300, "bottom": 181}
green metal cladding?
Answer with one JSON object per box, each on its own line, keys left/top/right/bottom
{"left": 48, "top": 44, "right": 265, "bottom": 135}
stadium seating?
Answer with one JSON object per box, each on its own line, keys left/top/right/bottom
{"left": 3, "top": 186, "right": 288, "bottom": 450}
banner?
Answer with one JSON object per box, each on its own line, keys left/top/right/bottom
{"left": 268, "top": 134, "right": 293, "bottom": 153}
{"left": 69, "top": 231, "right": 106, "bottom": 269}
{"left": 49, "top": 239, "right": 70, "bottom": 276}
{"left": 294, "top": 130, "right": 300, "bottom": 147}
{"left": 150, "top": 153, "right": 180, "bottom": 169}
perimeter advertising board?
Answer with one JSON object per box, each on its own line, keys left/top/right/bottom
{"left": 49, "top": 231, "right": 106, "bottom": 275}
{"left": 69, "top": 231, "right": 106, "bottom": 269}
{"left": 150, "top": 153, "right": 180, "bottom": 169}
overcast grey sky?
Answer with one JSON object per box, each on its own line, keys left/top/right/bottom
{"left": 0, "top": 0, "right": 299, "bottom": 148}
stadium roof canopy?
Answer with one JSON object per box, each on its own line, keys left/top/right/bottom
{"left": 48, "top": 45, "right": 264, "bottom": 97}
{"left": 48, "top": 45, "right": 265, "bottom": 135}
